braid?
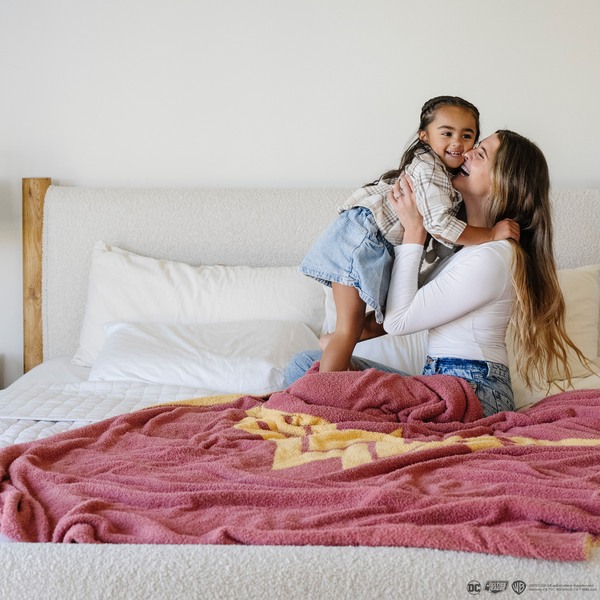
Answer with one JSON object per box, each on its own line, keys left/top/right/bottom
{"left": 418, "top": 96, "right": 480, "bottom": 137}
{"left": 367, "top": 95, "right": 481, "bottom": 186}
{"left": 420, "top": 96, "right": 447, "bottom": 122}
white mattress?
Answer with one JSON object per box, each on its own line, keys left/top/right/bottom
{"left": 1, "top": 358, "right": 91, "bottom": 543}
{"left": 6, "top": 357, "right": 600, "bottom": 434}
{"left": 0, "top": 357, "right": 94, "bottom": 449}
{"left": 0, "top": 359, "right": 219, "bottom": 446}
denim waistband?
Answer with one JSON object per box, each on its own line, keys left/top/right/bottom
{"left": 425, "top": 356, "right": 510, "bottom": 380}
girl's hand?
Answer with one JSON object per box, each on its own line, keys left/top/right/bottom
{"left": 491, "top": 218, "right": 520, "bottom": 243}
{"left": 388, "top": 174, "right": 427, "bottom": 245}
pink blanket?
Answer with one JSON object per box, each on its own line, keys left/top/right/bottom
{"left": 1, "top": 366, "right": 599, "bottom": 561}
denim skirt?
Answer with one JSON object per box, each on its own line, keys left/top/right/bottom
{"left": 299, "top": 207, "right": 394, "bottom": 323}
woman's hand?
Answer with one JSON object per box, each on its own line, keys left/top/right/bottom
{"left": 388, "top": 174, "right": 427, "bottom": 245}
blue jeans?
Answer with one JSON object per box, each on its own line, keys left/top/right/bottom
{"left": 284, "top": 351, "right": 514, "bottom": 418}
{"left": 421, "top": 356, "right": 514, "bottom": 417}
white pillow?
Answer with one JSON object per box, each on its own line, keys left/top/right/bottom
{"left": 321, "top": 286, "right": 428, "bottom": 376}
{"left": 73, "top": 241, "right": 326, "bottom": 367}
{"left": 89, "top": 320, "right": 320, "bottom": 395}
{"left": 507, "top": 263, "right": 600, "bottom": 387}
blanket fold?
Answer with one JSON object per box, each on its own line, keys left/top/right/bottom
{"left": 288, "top": 362, "right": 484, "bottom": 423}
{"left": 1, "top": 368, "right": 599, "bottom": 561}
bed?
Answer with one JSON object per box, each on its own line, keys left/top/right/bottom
{"left": 1, "top": 179, "right": 600, "bottom": 599}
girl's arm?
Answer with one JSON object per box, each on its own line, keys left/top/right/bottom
{"left": 455, "top": 221, "right": 521, "bottom": 246}
{"left": 407, "top": 157, "right": 519, "bottom": 246}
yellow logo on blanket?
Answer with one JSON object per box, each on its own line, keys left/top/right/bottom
{"left": 235, "top": 406, "right": 600, "bottom": 471}
{"left": 234, "top": 407, "right": 501, "bottom": 471}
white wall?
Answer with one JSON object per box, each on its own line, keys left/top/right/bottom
{"left": 1, "top": 0, "right": 599, "bottom": 388}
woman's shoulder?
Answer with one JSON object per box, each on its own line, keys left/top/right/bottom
{"left": 436, "top": 242, "right": 514, "bottom": 293}
{"left": 483, "top": 239, "right": 515, "bottom": 260}
{"left": 474, "top": 239, "right": 513, "bottom": 252}
{"left": 451, "top": 240, "right": 514, "bottom": 270}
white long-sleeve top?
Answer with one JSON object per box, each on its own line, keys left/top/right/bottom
{"left": 384, "top": 240, "right": 515, "bottom": 366}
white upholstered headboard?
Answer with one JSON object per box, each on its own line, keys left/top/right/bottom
{"left": 41, "top": 187, "right": 351, "bottom": 361}
{"left": 31, "top": 185, "right": 600, "bottom": 363}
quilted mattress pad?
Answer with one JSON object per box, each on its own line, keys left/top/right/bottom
{"left": 0, "top": 381, "right": 214, "bottom": 447}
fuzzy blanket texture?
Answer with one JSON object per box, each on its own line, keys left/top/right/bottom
{"left": 1, "top": 365, "right": 599, "bottom": 561}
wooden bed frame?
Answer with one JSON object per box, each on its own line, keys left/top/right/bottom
{"left": 22, "top": 177, "right": 50, "bottom": 374}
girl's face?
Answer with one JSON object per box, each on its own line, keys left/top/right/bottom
{"left": 452, "top": 134, "right": 501, "bottom": 202}
{"left": 418, "top": 106, "right": 477, "bottom": 171}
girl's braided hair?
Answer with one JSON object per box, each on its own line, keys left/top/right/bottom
{"left": 369, "top": 95, "right": 481, "bottom": 186}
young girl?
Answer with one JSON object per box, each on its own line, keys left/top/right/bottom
{"left": 300, "top": 96, "right": 517, "bottom": 373}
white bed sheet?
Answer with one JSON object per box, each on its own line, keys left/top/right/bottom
{"left": 5, "top": 356, "right": 91, "bottom": 389}
{"left": 0, "top": 357, "right": 220, "bottom": 444}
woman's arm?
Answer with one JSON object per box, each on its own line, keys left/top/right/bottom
{"left": 384, "top": 243, "right": 511, "bottom": 336}
{"left": 384, "top": 175, "right": 511, "bottom": 336}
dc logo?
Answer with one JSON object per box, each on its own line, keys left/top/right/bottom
{"left": 512, "top": 581, "right": 527, "bottom": 595}
{"left": 467, "top": 580, "right": 481, "bottom": 595}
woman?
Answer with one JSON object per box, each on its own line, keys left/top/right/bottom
{"left": 285, "top": 130, "right": 587, "bottom": 417}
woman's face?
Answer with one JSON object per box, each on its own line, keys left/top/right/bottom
{"left": 452, "top": 134, "right": 501, "bottom": 201}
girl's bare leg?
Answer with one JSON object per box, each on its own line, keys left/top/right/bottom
{"left": 319, "top": 283, "right": 366, "bottom": 373}
{"left": 319, "top": 309, "right": 386, "bottom": 351}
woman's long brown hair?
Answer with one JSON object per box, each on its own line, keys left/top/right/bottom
{"left": 488, "top": 130, "right": 589, "bottom": 389}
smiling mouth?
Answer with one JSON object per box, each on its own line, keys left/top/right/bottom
{"left": 446, "top": 151, "right": 462, "bottom": 158}
{"left": 460, "top": 164, "right": 470, "bottom": 176}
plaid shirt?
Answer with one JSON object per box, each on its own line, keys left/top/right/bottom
{"left": 339, "top": 150, "right": 466, "bottom": 247}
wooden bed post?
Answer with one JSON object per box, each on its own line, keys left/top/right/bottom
{"left": 22, "top": 178, "right": 51, "bottom": 373}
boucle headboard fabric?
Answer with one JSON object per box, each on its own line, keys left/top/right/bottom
{"left": 42, "top": 186, "right": 600, "bottom": 362}
{"left": 42, "top": 187, "right": 350, "bottom": 360}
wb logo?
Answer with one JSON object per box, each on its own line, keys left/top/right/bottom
{"left": 467, "top": 581, "right": 481, "bottom": 595}
{"left": 512, "top": 581, "right": 527, "bottom": 595}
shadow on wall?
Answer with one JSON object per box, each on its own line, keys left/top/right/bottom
{"left": 0, "top": 355, "right": 4, "bottom": 389}
{"left": 0, "top": 180, "right": 16, "bottom": 226}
